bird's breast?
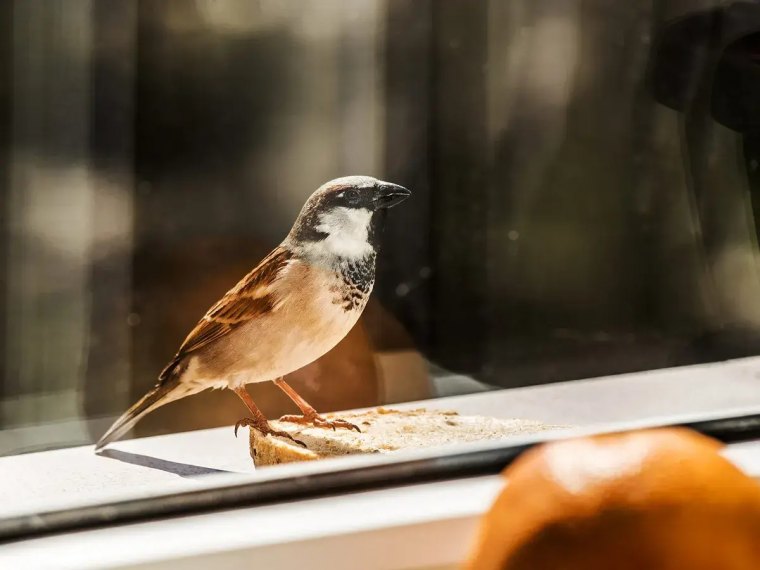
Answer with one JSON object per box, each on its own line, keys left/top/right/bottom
{"left": 220, "top": 257, "right": 374, "bottom": 385}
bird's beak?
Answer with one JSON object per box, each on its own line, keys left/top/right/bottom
{"left": 373, "top": 182, "right": 411, "bottom": 210}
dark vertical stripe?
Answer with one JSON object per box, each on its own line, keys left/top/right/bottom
{"left": 380, "top": 0, "right": 434, "bottom": 350}
{"left": 428, "top": 1, "right": 489, "bottom": 373}
{"left": 81, "top": 1, "right": 137, "bottom": 435}
{"left": 0, "top": 2, "right": 13, "bottom": 416}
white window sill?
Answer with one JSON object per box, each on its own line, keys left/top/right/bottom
{"left": 3, "top": 356, "right": 760, "bottom": 568}
{"left": 3, "top": 441, "right": 760, "bottom": 570}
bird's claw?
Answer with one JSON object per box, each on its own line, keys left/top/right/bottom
{"left": 278, "top": 413, "right": 362, "bottom": 433}
{"left": 234, "top": 417, "right": 307, "bottom": 448}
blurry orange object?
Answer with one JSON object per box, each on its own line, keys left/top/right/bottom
{"left": 467, "top": 428, "right": 760, "bottom": 570}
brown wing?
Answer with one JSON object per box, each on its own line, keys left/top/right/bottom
{"left": 158, "top": 246, "right": 292, "bottom": 383}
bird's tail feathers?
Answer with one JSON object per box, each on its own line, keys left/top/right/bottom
{"left": 94, "top": 381, "right": 182, "bottom": 452}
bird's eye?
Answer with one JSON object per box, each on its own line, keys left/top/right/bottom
{"left": 345, "top": 189, "right": 360, "bottom": 204}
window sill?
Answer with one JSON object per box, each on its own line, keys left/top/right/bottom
{"left": 3, "top": 441, "right": 760, "bottom": 570}
{"left": 2, "top": 356, "right": 760, "bottom": 567}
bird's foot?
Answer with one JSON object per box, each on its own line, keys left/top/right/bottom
{"left": 234, "top": 417, "right": 307, "bottom": 448}
{"left": 278, "top": 412, "right": 361, "bottom": 433}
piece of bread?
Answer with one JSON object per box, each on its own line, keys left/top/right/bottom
{"left": 247, "top": 407, "right": 562, "bottom": 467}
{"left": 466, "top": 428, "right": 760, "bottom": 570}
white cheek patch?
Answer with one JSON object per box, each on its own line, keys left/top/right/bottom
{"left": 316, "top": 207, "right": 374, "bottom": 259}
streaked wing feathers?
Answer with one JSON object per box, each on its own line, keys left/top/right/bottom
{"left": 158, "top": 246, "right": 292, "bottom": 382}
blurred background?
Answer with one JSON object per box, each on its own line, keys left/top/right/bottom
{"left": 2, "top": 0, "right": 760, "bottom": 454}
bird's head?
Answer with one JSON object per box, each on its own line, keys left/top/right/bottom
{"left": 288, "top": 176, "right": 411, "bottom": 261}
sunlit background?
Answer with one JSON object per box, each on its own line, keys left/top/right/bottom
{"left": 3, "top": 0, "right": 760, "bottom": 454}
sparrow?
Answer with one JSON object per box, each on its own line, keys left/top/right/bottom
{"left": 95, "top": 176, "right": 411, "bottom": 451}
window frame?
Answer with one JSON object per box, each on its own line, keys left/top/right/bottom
{"left": 2, "top": 405, "right": 759, "bottom": 543}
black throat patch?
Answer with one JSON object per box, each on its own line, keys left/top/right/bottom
{"left": 336, "top": 253, "right": 377, "bottom": 311}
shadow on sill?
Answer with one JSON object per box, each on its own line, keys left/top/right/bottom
{"left": 99, "top": 449, "right": 233, "bottom": 478}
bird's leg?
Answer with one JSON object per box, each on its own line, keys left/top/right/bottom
{"left": 274, "top": 378, "right": 361, "bottom": 432}
{"left": 232, "top": 386, "right": 306, "bottom": 447}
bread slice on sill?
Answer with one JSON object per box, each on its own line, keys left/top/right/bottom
{"left": 247, "top": 407, "right": 564, "bottom": 467}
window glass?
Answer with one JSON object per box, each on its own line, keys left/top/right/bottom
{"left": 2, "top": 0, "right": 760, "bottom": 529}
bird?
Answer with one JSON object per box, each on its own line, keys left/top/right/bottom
{"left": 95, "top": 176, "right": 411, "bottom": 452}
